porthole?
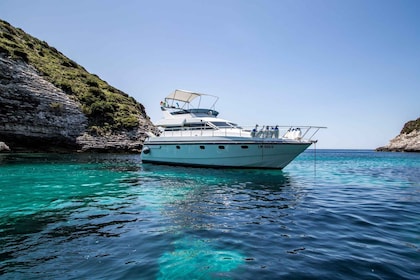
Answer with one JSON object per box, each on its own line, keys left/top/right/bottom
{"left": 241, "top": 145, "right": 249, "bottom": 149}
{"left": 176, "top": 145, "right": 180, "bottom": 149}
{"left": 218, "top": 145, "right": 225, "bottom": 150}
{"left": 200, "top": 145, "right": 205, "bottom": 150}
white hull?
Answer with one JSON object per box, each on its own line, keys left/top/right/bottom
{"left": 142, "top": 137, "right": 311, "bottom": 169}
{"left": 142, "top": 90, "right": 324, "bottom": 169}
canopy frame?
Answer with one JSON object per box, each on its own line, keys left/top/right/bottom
{"left": 164, "top": 89, "right": 219, "bottom": 110}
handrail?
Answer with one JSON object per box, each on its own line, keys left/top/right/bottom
{"left": 159, "top": 125, "right": 326, "bottom": 141}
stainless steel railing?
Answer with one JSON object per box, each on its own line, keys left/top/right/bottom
{"left": 158, "top": 125, "right": 326, "bottom": 141}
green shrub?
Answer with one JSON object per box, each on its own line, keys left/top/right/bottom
{"left": 57, "top": 82, "right": 74, "bottom": 95}
{"left": 2, "top": 32, "right": 14, "bottom": 41}
{"left": 90, "top": 100, "right": 115, "bottom": 115}
{"left": 0, "top": 45, "right": 10, "bottom": 55}
{"left": 86, "top": 78, "right": 99, "bottom": 87}
{"left": 49, "top": 102, "right": 63, "bottom": 115}
{"left": 12, "top": 49, "right": 29, "bottom": 62}
{"left": 117, "top": 115, "right": 139, "bottom": 128}
{"left": 85, "top": 100, "right": 116, "bottom": 127}
{"left": 401, "top": 118, "right": 420, "bottom": 134}
{"left": 61, "top": 59, "right": 78, "bottom": 68}
{"left": 88, "top": 87, "right": 106, "bottom": 99}
{"left": 79, "top": 91, "right": 97, "bottom": 106}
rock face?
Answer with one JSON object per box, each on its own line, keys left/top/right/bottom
{"left": 376, "top": 118, "right": 420, "bottom": 152}
{"left": 0, "top": 141, "right": 10, "bottom": 151}
{"left": 0, "top": 55, "right": 88, "bottom": 151}
{"left": 0, "top": 18, "right": 156, "bottom": 153}
{"left": 0, "top": 54, "right": 154, "bottom": 152}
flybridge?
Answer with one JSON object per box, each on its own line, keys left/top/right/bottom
{"left": 161, "top": 89, "right": 220, "bottom": 117}
{"left": 162, "top": 89, "right": 219, "bottom": 110}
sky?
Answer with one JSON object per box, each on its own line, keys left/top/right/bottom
{"left": 1, "top": 0, "right": 419, "bottom": 149}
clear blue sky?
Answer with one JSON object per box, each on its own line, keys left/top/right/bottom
{"left": 1, "top": 0, "right": 419, "bottom": 149}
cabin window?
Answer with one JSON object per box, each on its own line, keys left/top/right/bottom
{"left": 165, "top": 126, "right": 183, "bottom": 131}
{"left": 241, "top": 145, "right": 248, "bottom": 149}
{"left": 211, "top": 122, "right": 230, "bottom": 128}
{"left": 184, "top": 123, "right": 207, "bottom": 128}
{"left": 176, "top": 145, "right": 180, "bottom": 149}
{"left": 184, "top": 123, "right": 213, "bottom": 130}
{"left": 164, "top": 122, "right": 214, "bottom": 131}
{"left": 218, "top": 145, "right": 225, "bottom": 150}
{"left": 200, "top": 145, "right": 205, "bottom": 150}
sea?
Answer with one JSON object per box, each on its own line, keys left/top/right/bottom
{"left": 0, "top": 150, "right": 419, "bottom": 279}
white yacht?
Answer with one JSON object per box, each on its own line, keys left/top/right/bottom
{"left": 141, "top": 90, "right": 325, "bottom": 169}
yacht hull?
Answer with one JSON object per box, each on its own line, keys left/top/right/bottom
{"left": 141, "top": 137, "right": 311, "bottom": 169}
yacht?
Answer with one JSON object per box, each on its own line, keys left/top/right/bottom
{"left": 141, "top": 90, "right": 325, "bottom": 169}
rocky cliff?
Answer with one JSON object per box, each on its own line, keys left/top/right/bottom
{"left": 376, "top": 118, "right": 420, "bottom": 152}
{"left": 0, "top": 19, "right": 155, "bottom": 152}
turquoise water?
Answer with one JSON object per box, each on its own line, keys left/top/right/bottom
{"left": 0, "top": 150, "right": 419, "bottom": 279}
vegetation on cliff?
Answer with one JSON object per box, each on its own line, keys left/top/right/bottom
{"left": 0, "top": 19, "right": 146, "bottom": 134}
{"left": 400, "top": 117, "right": 420, "bottom": 135}
{"left": 376, "top": 117, "right": 420, "bottom": 152}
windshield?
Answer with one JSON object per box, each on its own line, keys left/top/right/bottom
{"left": 210, "top": 122, "right": 239, "bottom": 128}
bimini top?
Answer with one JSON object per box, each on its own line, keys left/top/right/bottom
{"left": 165, "top": 89, "right": 219, "bottom": 104}
{"left": 166, "top": 89, "right": 201, "bottom": 103}
{"left": 162, "top": 89, "right": 220, "bottom": 117}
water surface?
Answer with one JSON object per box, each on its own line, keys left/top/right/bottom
{"left": 0, "top": 150, "right": 419, "bottom": 279}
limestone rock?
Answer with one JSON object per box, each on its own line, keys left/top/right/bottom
{"left": 0, "top": 141, "right": 10, "bottom": 151}
{"left": 0, "top": 55, "right": 87, "bottom": 151}
{"left": 0, "top": 53, "right": 154, "bottom": 152}
{"left": 0, "top": 18, "right": 156, "bottom": 153}
{"left": 77, "top": 131, "right": 142, "bottom": 153}
{"left": 376, "top": 118, "right": 420, "bottom": 152}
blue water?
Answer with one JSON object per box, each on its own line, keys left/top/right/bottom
{"left": 0, "top": 150, "right": 419, "bottom": 279}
